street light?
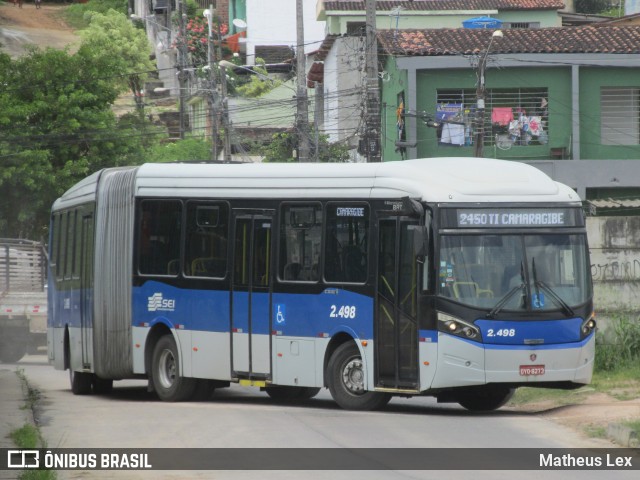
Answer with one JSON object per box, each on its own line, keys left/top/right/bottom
{"left": 474, "top": 29, "right": 503, "bottom": 158}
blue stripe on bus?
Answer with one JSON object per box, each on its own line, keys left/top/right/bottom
{"left": 131, "top": 282, "right": 374, "bottom": 338}
{"left": 475, "top": 318, "right": 584, "bottom": 345}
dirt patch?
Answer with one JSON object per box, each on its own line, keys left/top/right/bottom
{"left": 0, "top": 3, "right": 78, "bottom": 57}
{"left": 512, "top": 392, "right": 640, "bottom": 444}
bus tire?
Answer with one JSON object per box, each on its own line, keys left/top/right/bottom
{"left": 327, "top": 342, "right": 391, "bottom": 411}
{"left": 70, "top": 370, "right": 93, "bottom": 395}
{"left": 456, "top": 386, "right": 515, "bottom": 412}
{"left": 152, "top": 335, "right": 196, "bottom": 402}
{"left": 92, "top": 376, "right": 113, "bottom": 395}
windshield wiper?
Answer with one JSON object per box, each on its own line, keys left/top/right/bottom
{"left": 487, "top": 261, "right": 527, "bottom": 319}
{"left": 486, "top": 284, "right": 525, "bottom": 319}
{"left": 536, "top": 280, "right": 575, "bottom": 317}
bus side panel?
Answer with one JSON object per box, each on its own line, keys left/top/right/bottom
{"left": 271, "top": 289, "right": 374, "bottom": 389}
{"left": 430, "top": 333, "right": 486, "bottom": 388}
{"left": 418, "top": 330, "right": 439, "bottom": 391}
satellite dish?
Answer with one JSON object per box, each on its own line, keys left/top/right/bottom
{"left": 232, "top": 19, "right": 247, "bottom": 29}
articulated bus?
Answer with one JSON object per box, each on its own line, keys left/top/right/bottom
{"left": 47, "top": 158, "right": 595, "bottom": 411}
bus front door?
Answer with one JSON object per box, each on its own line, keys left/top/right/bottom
{"left": 375, "top": 218, "right": 419, "bottom": 391}
{"left": 231, "top": 214, "right": 273, "bottom": 380}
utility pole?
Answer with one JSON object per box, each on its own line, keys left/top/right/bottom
{"left": 217, "top": 20, "right": 232, "bottom": 163}
{"left": 364, "top": 0, "right": 381, "bottom": 162}
{"left": 474, "top": 30, "right": 503, "bottom": 158}
{"left": 178, "top": 0, "right": 187, "bottom": 140}
{"left": 206, "top": 6, "right": 219, "bottom": 162}
{"left": 296, "top": 0, "right": 310, "bottom": 162}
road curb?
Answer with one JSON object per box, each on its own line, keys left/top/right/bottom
{"left": 607, "top": 422, "right": 639, "bottom": 448}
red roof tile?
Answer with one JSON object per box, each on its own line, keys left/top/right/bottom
{"left": 377, "top": 25, "right": 640, "bottom": 55}
{"left": 323, "top": 0, "right": 565, "bottom": 12}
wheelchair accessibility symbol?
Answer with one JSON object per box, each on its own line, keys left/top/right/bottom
{"left": 275, "top": 304, "right": 286, "bottom": 325}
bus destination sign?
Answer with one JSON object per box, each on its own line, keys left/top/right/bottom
{"left": 456, "top": 208, "right": 576, "bottom": 228}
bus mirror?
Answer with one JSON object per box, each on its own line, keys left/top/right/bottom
{"left": 408, "top": 225, "right": 428, "bottom": 259}
{"left": 402, "top": 197, "right": 424, "bottom": 217}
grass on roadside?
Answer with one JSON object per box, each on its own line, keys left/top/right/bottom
{"left": 509, "top": 363, "right": 640, "bottom": 408}
{"left": 11, "top": 371, "right": 56, "bottom": 480}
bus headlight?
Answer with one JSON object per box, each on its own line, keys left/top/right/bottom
{"left": 581, "top": 313, "right": 597, "bottom": 337}
{"left": 438, "top": 312, "right": 481, "bottom": 341}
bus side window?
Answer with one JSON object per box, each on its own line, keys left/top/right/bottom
{"left": 324, "top": 204, "right": 369, "bottom": 284}
{"left": 279, "top": 204, "right": 322, "bottom": 282}
{"left": 138, "top": 200, "right": 182, "bottom": 276}
{"left": 184, "top": 202, "right": 229, "bottom": 278}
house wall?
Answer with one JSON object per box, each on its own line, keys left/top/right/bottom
{"left": 324, "top": 10, "right": 560, "bottom": 34}
{"left": 588, "top": 216, "right": 640, "bottom": 324}
{"left": 380, "top": 66, "right": 573, "bottom": 161}
{"left": 323, "top": 37, "right": 365, "bottom": 152}
{"left": 579, "top": 68, "right": 640, "bottom": 160}
{"left": 245, "top": 0, "right": 326, "bottom": 65}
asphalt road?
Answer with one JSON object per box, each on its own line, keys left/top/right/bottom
{"left": 7, "top": 355, "right": 638, "bottom": 480}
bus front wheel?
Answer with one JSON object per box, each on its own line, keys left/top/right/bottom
{"left": 151, "top": 335, "right": 196, "bottom": 402}
{"left": 456, "top": 386, "right": 515, "bottom": 411}
{"left": 69, "top": 369, "right": 92, "bottom": 395}
{"left": 327, "top": 342, "right": 391, "bottom": 411}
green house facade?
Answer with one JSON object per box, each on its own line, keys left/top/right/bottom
{"left": 378, "top": 26, "right": 640, "bottom": 199}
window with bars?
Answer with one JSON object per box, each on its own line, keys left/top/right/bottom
{"left": 435, "top": 88, "right": 549, "bottom": 148}
{"left": 600, "top": 88, "right": 640, "bottom": 146}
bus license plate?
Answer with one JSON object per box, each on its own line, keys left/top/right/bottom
{"left": 520, "top": 365, "right": 545, "bottom": 376}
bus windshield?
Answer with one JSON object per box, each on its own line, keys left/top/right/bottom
{"left": 438, "top": 234, "right": 591, "bottom": 313}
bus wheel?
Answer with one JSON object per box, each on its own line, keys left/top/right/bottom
{"left": 70, "top": 370, "right": 93, "bottom": 395}
{"left": 456, "top": 386, "right": 515, "bottom": 412}
{"left": 265, "top": 386, "right": 321, "bottom": 401}
{"left": 152, "top": 335, "right": 196, "bottom": 402}
{"left": 327, "top": 342, "right": 391, "bottom": 411}
{"left": 92, "top": 376, "right": 113, "bottom": 395}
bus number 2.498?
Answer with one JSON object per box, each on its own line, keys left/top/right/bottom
{"left": 330, "top": 305, "right": 357, "bottom": 319}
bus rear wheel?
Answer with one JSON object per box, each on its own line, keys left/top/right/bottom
{"left": 70, "top": 370, "right": 93, "bottom": 395}
{"left": 152, "top": 335, "right": 196, "bottom": 402}
{"left": 456, "top": 386, "right": 515, "bottom": 412}
{"left": 327, "top": 342, "right": 391, "bottom": 411}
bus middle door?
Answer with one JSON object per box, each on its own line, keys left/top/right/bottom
{"left": 231, "top": 213, "right": 273, "bottom": 380}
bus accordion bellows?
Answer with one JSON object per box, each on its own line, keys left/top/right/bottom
{"left": 47, "top": 158, "right": 595, "bottom": 411}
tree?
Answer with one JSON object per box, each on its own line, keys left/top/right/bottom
{"left": 78, "top": 9, "right": 155, "bottom": 109}
{"left": 0, "top": 9, "right": 162, "bottom": 237}
{"left": 261, "top": 131, "right": 351, "bottom": 163}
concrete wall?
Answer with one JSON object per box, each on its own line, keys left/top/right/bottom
{"left": 588, "top": 216, "right": 640, "bottom": 317}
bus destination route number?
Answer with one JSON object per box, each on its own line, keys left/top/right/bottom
{"left": 330, "top": 305, "right": 357, "bottom": 319}
{"left": 520, "top": 365, "right": 545, "bottom": 376}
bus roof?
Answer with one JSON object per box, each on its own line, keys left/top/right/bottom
{"left": 53, "top": 158, "right": 581, "bottom": 210}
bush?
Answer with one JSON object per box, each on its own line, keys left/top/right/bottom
{"left": 64, "top": 0, "right": 128, "bottom": 29}
{"left": 595, "top": 315, "right": 640, "bottom": 372}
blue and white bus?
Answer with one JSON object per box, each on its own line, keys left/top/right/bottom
{"left": 47, "top": 158, "right": 595, "bottom": 411}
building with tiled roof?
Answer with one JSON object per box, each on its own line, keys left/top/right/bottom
{"left": 369, "top": 24, "right": 640, "bottom": 199}
{"left": 318, "top": 0, "right": 566, "bottom": 34}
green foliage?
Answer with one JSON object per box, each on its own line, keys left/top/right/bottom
{"left": 574, "top": 0, "right": 612, "bottom": 14}
{"left": 0, "top": 38, "right": 154, "bottom": 237}
{"left": 261, "top": 131, "right": 351, "bottom": 163}
{"left": 234, "top": 58, "right": 280, "bottom": 98}
{"left": 595, "top": 315, "right": 640, "bottom": 371}
{"left": 78, "top": 10, "right": 155, "bottom": 100}
{"left": 64, "top": 0, "right": 128, "bottom": 29}
{"left": 147, "top": 138, "right": 213, "bottom": 163}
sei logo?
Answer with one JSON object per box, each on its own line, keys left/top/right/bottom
{"left": 147, "top": 293, "right": 176, "bottom": 312}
